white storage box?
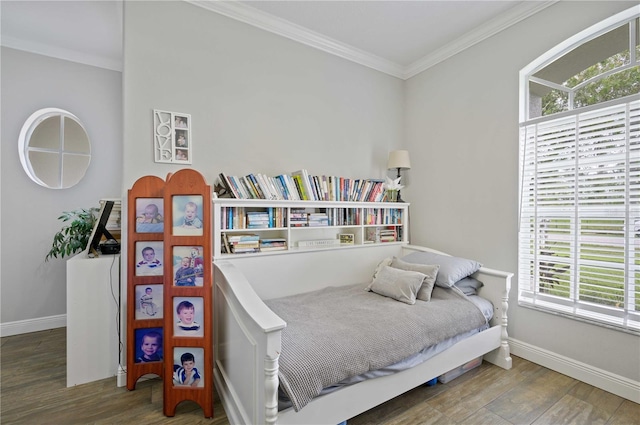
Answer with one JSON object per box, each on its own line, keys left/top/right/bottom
{"left": 438, "top": 356, "right": 483, "bottom": 384}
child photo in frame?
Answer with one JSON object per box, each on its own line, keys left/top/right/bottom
{"left": 175, "top": 130, "right": 188, "bottom": 147}
{"left": 172, "top": 246, "right": 204, "bottom": 287}
{"left": 172, "top": 347, "right": 204, "bottom": 387}
{"left": 172, "top": 195, "right": 203, "bottom": 236}
{"left": 174, "top": 115, "right": 188, "bottom": 129}
{"left": 135, "top": 241, "right": 163, "bottom": 276}
{"left": 134, "top": 328, "right": 163, "bottom": 363}
{"left": 173, "top": 297, "right": 204, "bottom": 337}
{"left": 135, "top": 284, "right": 163, "bottom": 319}
{"left": 135, "top": 198, "right": 164, "bottom": 233}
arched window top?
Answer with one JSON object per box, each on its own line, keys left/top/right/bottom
{"left": 520, "top": 7, "right": 639, "bottom": 122}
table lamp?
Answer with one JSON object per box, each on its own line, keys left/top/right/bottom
{"left": 387, "top": 150, "right": 411, "bottom": 202}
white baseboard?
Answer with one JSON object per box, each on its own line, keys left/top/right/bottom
{"left": 117, "top": 365, "right": 127, "bottom": 387}
{"left": 0, "top": 314, "right": 66, "bottom": 337}
{"left": 509, "top": 338, "right": 640, "bottom": 404}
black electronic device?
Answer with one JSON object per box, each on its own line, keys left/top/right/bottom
{"left": 100, "top": 238, "right": 121, "bottom": 254}
{"left": 87, "top": 201, "right": 119, "bottom": 256}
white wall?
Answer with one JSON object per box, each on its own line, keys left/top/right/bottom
{"left": 0, "top": 47, "right": 122, "bottom": 333}
{"left": 122, "top": 1, "right": 404, "bottom": 189}
{"left": 405, "top": 1, "right": 640, "bottom": 384}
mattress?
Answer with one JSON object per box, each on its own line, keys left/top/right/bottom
{"left": 276, "top": 293, "right": 494, "bottom": 411}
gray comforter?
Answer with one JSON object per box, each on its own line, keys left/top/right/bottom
{"left": 265, "top": 283, "right": 487, "bottom": 411}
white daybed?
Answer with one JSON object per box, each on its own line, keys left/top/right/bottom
{"left": 213, "top": 244, "right": 512, "bottom": 425}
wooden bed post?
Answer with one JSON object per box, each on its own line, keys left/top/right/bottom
{"left": 265, "top": 352, "right": 280, "bottom": 425}
{"left": 484, "top": 272, "right": 512, "bottom": 369}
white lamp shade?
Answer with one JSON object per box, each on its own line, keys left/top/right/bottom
{"left": 387, "top": 150, "right": 411, "bottom": 170}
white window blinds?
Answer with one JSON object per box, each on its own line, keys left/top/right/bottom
{"left": 518, "top": 99, "right": 640, "bottom": 333}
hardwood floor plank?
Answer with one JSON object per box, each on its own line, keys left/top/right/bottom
{"left": 425, "top": 363, "right": 526, "bottom": 422}
{"left": 532, "top": 394, "right": 611, "bottom": 425}
{"left": 567, "top": 381, "right": 624, "bottom": 418}
{"left": 606, "top": 400, "right": 640, "bottom": 425}
{"left": 2, "top": 327, "right": 638, "bottom": 425}
{"left": 485, "top": 368, "right": 578, "bottom": 424}
{"left": 457, "top": 407, "right": 513, "bottom": 425}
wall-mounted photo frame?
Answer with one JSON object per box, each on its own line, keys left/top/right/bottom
{"left": 153, "top": 109, "right": 192, "bottom": 164}
{"left": 172, "top": 195, "right": 203, "bottom": 236}
{"left": 135, "top": 284, "right": 163, "bottom": 319}
{"left": 173, "top": 296, "right": 204, "bottom": 337}
{"left": 135, "top": 198, "right": 164, "bottom": 233}
{"left": 172, "top": 347, "right": 204, "bottom": 387}
{"left": 135, "top": 241, "right": 164, "bottom": 276}
{"left": 172, "top": 246, "right": 204, "bottom": 287}
{"left": 134, "top": 327, "right": 163, "bottom": 363}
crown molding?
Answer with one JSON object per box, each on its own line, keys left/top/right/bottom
{"left": 189, "top": 0, "right": 557, "bottom": 80}
{"left": 1, "top": 35, "right": 123, "bottom": 72}
{"left": 404, "top": 1, "right": 558, "bottom": 79}
{"left": 186, "top": 0, "right": 406, "bottom": 78}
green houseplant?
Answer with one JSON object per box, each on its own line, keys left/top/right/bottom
{"left": 46, "top": 207, "right": 98, "bottom": 261}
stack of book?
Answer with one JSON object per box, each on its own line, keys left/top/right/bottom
{"left": 379, "top": 228, "right": 397, "bottom": 242}
{"left": 246, "top": 211, "right": 270, "bottom": 228}
{"left": 223, "top": 233, "right": 260, "bottom": 254}
{"left": 218, "top": 171, "right": 390, "bottom": 202}
{"left": 308, "top": 212, "right": 329, "bottom": 227}
{"left": 259, "top": 238, "right": 287, "bottom": 252}
{"left": 365, "top": 227, "right": 397, "bottom": 244}
{"left": 290, "top": 208, "right": 308, "bottom": 227}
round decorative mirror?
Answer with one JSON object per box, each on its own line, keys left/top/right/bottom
{"left": 18, "top": 108, "right": 91, "bottom": 189}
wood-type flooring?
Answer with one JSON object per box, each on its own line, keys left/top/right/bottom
{"left": 2, "top": 328, "right": 638, "bottom": 424}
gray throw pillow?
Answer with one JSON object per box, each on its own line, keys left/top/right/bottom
{"left": 454, "top": 277, "right": 484, "bottom": 296}
{"left": 401, "top": 251, "right": 482, "bottom": 288}
{"left": 366, "top": 265, "right": 425, "bottom": 305}
{"left": 390, "top": 257, "right": 439, "bottom": 302}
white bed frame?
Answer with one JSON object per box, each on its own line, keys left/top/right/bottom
{"left": 213, "top": 244, "right": 513, "bottom": 425}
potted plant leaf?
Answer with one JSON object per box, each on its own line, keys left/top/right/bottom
{"left": 46, "top": 207, "right": 99, "bottom": 261}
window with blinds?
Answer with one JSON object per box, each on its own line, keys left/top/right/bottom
{"left": 518, "top": 8, "right": 640, "bottom": 334}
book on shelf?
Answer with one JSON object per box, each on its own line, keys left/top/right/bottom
{"left": 365, "top": 227, "right": 397, "bottom": 243}
{"left": 223, "top": 233, "right": 261, "bottom": 253}
{"left": 226, "top": 233, "right": 260, "bottom": 242}
{"left": 259, "top": 238, "right": 287, "bottom": 252}
{"left": 218, "top": 169, "right": 397, "bottom": 203}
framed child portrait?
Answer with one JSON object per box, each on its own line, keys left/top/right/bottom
{"left": 153, "top": 109, "right": 192, "bottom": 164}
{"left": 134, "top": 328, "right": 163, "bottom": 363}
{"left": 135, "top": 241, "right": 164, "bottom": 276}
{"left": 172, "top": 246, "right": 204, "bottom": 287}
{"left": 172, "top": 347, "right": 204, "bottom": 388}
{"left": 135, "top": 198, "right": 164, "bottom": 233}
{"left": 135, "top": 284, "right": 163, "bottom": 319}
{"left": 173, "top": 297, "right": 204, "bottom": 337}
{"left": 172, "top": 195, "right": 204, "bottom": 236}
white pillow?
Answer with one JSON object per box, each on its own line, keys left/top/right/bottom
{"left": 366, "top": 266, "right": 425, "bottom": 305}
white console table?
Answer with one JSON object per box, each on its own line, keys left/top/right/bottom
{"left": 66, "top": 252, "right": 121, "bottom": 387}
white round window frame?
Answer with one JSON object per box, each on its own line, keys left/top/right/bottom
{"left": 18, "top": 107, "right": 91, "bottom": 189}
